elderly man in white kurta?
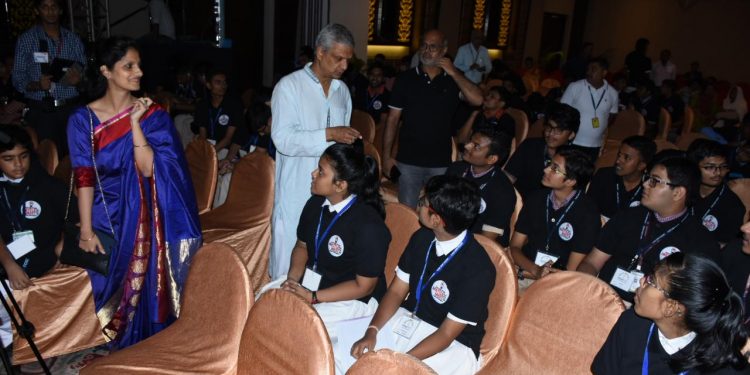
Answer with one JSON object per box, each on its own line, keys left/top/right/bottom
{"left": 270, "top": 24, "right": 362, "bottom": 279}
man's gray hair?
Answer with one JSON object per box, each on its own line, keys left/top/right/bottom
{"left": 315, "top": 23, "right": 355, "bottom": 51}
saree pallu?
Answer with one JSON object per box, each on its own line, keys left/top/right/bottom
{"left": 67, "top": 105, "right": 202, "bottom": 349}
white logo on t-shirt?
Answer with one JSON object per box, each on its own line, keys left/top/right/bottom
{"left": 218, "top": 114, "right": 230, "bottom": 126}
{"left": 431, "top": 280, "right": 450, "bottom": 304}
{"left": 22, "top": 201, "right": 42, "bottom": 219}
{"left": 558, "top": 222, "right": 574, "bottom": 241}
{"left": 659, "top": 246, "right": 681, "bottom": 260}
{"left": 328, "top": 235, "right": 344, "bottom": 257}
{"left": 702, "top": 215, "right": 718, "bottom": 232}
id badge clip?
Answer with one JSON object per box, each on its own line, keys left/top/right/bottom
{"left": 393, "top": 313, "right": 420, "bottom": 339}
{"left": 592, "top": 117, "right": 600, "bottom": 128}
{"left": 301, "top": 267, "right": 322, "bottom": 291}
{"left": 12, "top": 230, "right": 34, "bottom": 243}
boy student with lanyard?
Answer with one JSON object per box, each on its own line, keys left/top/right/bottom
{"left": 577, "top": 157, "right": 720, "bottom": 304}
{"left": 718, "top": 221, "right": 750, "bottom": 327}
{"left": 588, "top": 135, "right": 656, "bottom": 221}
{"left": 195, "top": 69, "right": 244, "bottom": 157}
{"left": 333, "top": 175, "right": 495, "bottom": 375}
{"left": 0, "top": 125, "right": 70, "bottom": 349}
{"left": 510, "top": 146, "right": 600, "bottom": 286}
{"left": 504, "top": 102, "right": 580, "bottom": 198}
{"left": 279, "top": 140, "right": 391, "bottom": 325}
{"left": 456, "top": 85, "right": 515, "bottom": 145}
{"left": 446, "top": 127, "right": 516, "bottom": 246}
{"left": 686, "top": 139, "right": 744, "bottom": 246}
{"left": 354, "top": 64, "right": 390, "bottom": 129}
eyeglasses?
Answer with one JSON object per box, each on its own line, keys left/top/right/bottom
{"left": 543, "top": 124, "right": 566, "bottom": 136}
{"left": 643, "top": 174, "right": 678, "bottom": 188}
{"left": 700, "top": 164, "right": 730, "bottom": 173}
{"left": 421, "top": 43, "right": 443, "bottom": 52}
{"left": 643, "top": 274, "right": 670, "bottom": 298}
{"left": 544, "top": 159, "right": 568, "bottom": 177}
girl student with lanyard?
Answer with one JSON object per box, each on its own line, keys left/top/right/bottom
{"left": 593, "top": 253, "right": 750, "bottom": 375}
{"left": 280, "top": 139, "right": 391, "bottom": 324}
{"left": 337, "top": 176, "right": 495, "bottom": 375}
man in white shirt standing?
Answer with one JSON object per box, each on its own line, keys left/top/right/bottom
{"left": 651, "top": 49, "right": 676, "bottom": 88}
{"left": 269, "top": 24, "right": 362, "bottom": 278}
{"left": 561, "top": 57, "right": 619, "bottom": 162}
{"left": 453, "top": 29, "right": 492, "bottom": 85}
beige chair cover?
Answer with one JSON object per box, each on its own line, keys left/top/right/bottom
{"left": 24, "top": 126, "right": 39, "bottom": 150}
{"left": 81, "top": 243, "right": 253, "bottom": 374}
{"left": 675, "top": 132, "right": 708, "bottom": 151}
{"left": 346, "top": 349, "right": 437, "bottom": 375}
{"left": 594, "top": 140, "right": 621, "bottom": 171}
{"left": 527, "top": 118, "right": 544, "bottom": 139}
{"left": 201, "top": 152, "right": 274, "bottom": 295}
{"left": 53, "top": 155, "right": 71, "bottom": 183}
{"left": 237, "top": 289, "right": 334, "bottom": 375}
{"left": 657, "top": 108, "right": 672, "bottom": 140}
{"left": 682, "top": 107, "right": 695, "bottom": 135}
{"left": 607, "top": 109, "right": 645, "bottom": 141}
{"left": 478, "top": 272, "right": 625, "bottom": 375}
{"left": 351, "top": 110, "right": 376, "bottom": 144}
{"left": 654, "top": 139, "right": 678, "bottom": 152}
{"left": 383, "top": 203, "right": 420, "bottom": 286}
{"left": 508, "top": 188, "right": 523, "bottom": 241}
{"left": 36, "top": 139, "right": 58, "bottom": 175}
{"left": 728, "top": 178, "right": 750, "bottom": 222}
{"left": 475, "top": 234, "right": 517, "bottom": 367}
{"left": 507, "top": 108, "right": 529, "bottom": 147}
{"left": 11, "top": 266, "right": 107, "bottom": 364}
{"left": 185, "top": 139, "right": 218, "bottom": 214}
{"left": 380, "top": 180, "right": 399, "bottom": 204}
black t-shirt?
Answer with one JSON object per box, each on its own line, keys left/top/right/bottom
{"left": 354, "top": 86, "right": 391, "bottom": 124}
{"left": 397, "top": 228, "right": 495, "bottom": 357}
{"left": 390, "top": 67, "right": 461, "bottom": 167}
{"left": 297, "top": 195, "right": 391, "bottom": 303}
{"left": 587, "top": 167, "right": 644, "bottom": 220}
{"left": 193, "top": 96, "right": 245, "bottom": 142}
{"left": 718, "top": 239, "right": 750, "bottom": 323}
{"left": 596, "top": 206, "right": 720, "bottom": 302}
{"left": 0, "top": 167, "right": 71, "bottom": 278}
{"left": 636, "top": 96, "right": 661, "bottom": 125}
{"left": 593, "top": 309, "right": 749, "bottom": 375}
{"left": 692, "top": 184, "right": 744, "bottom": 244}
{"left": 515, "top": 189, "right": 600, "bottom": 269}
{"left": 504, "top": 137, "right": 549, "bottom": 198}
{"left": 472, "top": 111, "right": 515, "bottom": 139}
{"left": 446, "top": 162, "right": 516, "bottom": 246}
{"left": 659, "top": 94, "right": 684, "bottom": 123}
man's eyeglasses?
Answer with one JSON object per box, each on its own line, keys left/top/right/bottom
{"left": 543, "top": 124, "right": 566, "bottom": 136}
{"left": 643, "top": 174, "right": 678, "bottom": 188}
{"left": 643, "top": 274, "right": 670, "bottom": 298}
{"left": 544, "top": 159, "right": 568, "bottom": 177}
{"left": 700, "top": 164, "right": 730, "bottom": 173}
{"left": 421, "top": 43, "right": 443, "bottom": 52}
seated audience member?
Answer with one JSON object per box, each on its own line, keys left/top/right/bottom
{"left": 333, "top": 175, "right": 495, "bottom": 375}
{"left": 457, "top": 86, "right": 515, "bottom": 144}
{"left": 354, "top": 64, "right": 390, "bottom": 128}
{"left": 588, "top": 136, "right": 656, "bottom": 221}
{"left": 510, "top": 146, "right": 600, "bottom": 284}
{"left": 728, "top": 117, "right": 750, "bottom": 179}
{"left": 0, "top": 125, "right": 70, "bottom": 348}
{"left": 505, "top": 102, "right": 580, "bottom": 198}
{"left": 593, "top": 253, "right": 749, "bottom": 375}
{"left": 634, "top": 79, "right": 661, "bottom": 135}
{"left": 446, "top": 127, "right": 516, "bottom": 246}
{"left": 686, "top": 139, "right": 744, "bottom": 245}
{"left": 715, "top": 85, "right": 747, "bottom": 125}
{"left": 577, "top": 157, "right": 720, "bottom": 303}
{"left": 719, "top": 221, "right": 750, "bottom": 327}
{"left": 659, "top": 79, "right": 684, "bottom": 124}
{"left": 280, "top": 140, "right": 391, "bottom": 324}
{"left": 0, "top": 57, "right": 24, "bottom": 126}
{"left": 194, "top": 69, "right": 244, "bottom": 158}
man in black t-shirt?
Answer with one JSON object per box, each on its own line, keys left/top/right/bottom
{"left": 446, "top": 127, "right": 516, "bottom": 246}
{"left": 718, "top": 222, "right": 750, "bottom": 325}
{"left": 510, "top": 147, "right": 600, "bottom": 282}
{"left": 505, "top": 102, "right": 580, "bottom": 198}
{"left": 588, "top": 136, "right": 655, "bottom": 221}
{"left": 578, "top": 157, "right": 720, "bottom": 302}
{"left": 194, "top": 70, "right": 244, "bottom": 158}
{"left": 686, "top": 139, "right": 745, "bottom": 245}
{"left": 353, "top": 64, "right": 390, "bottom": 128}
{"left": 456, "top": 85, "right": 515, "bottom": 145}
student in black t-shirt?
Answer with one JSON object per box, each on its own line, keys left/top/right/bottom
{"left": 588, "top": 136, "right": 656, "bottom": 221}
{"left": 281, "top": 140, "right": 391, "bottom": 323}
{"left": 346, "top": 176, "right": 495, "bottom": 374}
{"left": 354, "top": 64, "right": 390, "bottom": 129}
{"left": 718, "top": 221, "right": 750, "bottom": 326}
{"left": 505, "top": 102, "right": 580, "bottom": 198}
{"left": 195, "top": 69, "right": 243, "bottom": 156}
{"left": 446, "top": 127, "right": 516, "bottom": 246}
{"left": 456, "top": 85, "right": 515, "bottom": 144}
{"left": 593, "top": 253, "right": 749, "bottom": 375}
{"left": 687, "top": 139, "right": 744, "bottom": 246}
{"left": 510, "top": 146, "right": 600, "bottom": 282}
{"left": 578, "top": 157, "right": 720, "bottom": 303}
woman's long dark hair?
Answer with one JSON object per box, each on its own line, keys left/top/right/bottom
{"left": 323, "top": 140, "right": 384, "bottom": 219}
{"left": 82, "top": 36, "right": 140, "bottom": 101}
{"left": 659, "top": 253, "right": 748, "bottom": 373}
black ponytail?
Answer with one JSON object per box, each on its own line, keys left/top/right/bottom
{"left": 323, "top": 140, "right": 385, "bottom": 219}
{"left": 659, "top": 253, "right": 749, "bottom": 373}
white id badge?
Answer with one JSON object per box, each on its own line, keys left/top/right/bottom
{"left": 301, "top": 267, "right": 322, "bottom": 291}
{"left": 12, "top": 230, "right": 34, "bottom": 243}
{"left": 7, "top": 235, "right": 35, "bottom": 260}
{"left": 33, "top": 52, "right": 49, "bottom": 63}
{"left": 534, "top": 251, "right": 559, "bottom": 266}
{"left": 393, "top": 314, "right": 420, "bottom": 339}
{"left": 628, "top": 271, "right": 644, "bottom": 293}
{"left": 610, "top": 267, "right": 634, "bottom": 291}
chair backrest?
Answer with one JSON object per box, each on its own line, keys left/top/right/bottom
{"left": 654, "top": 139, "right": 678, "bottom": 152}
{"left": 527, "top": 118, "right": 544, "bottom": 139}
{"left": 451, "top": 137, "right": 459, "bottom": 162}
{"left": 36, "top": 139, "right": 58, "bottom": 175}
{"left": 478, "top": 272, "right": 625, "bottom": 375}
{"left": 238, "top": 289, "right": 334, "bottom": 374}
{"left": 508, "top": 188, "right": 523, "bottom": 240}
{"left": 657, "top": 107, "right": 672, "bottom": 140}
{"left": 594, "top": 140, "right": 621, "bottom": 171}
{"left": 351, "top": 110, "right": 376, "bottom": 144}
{"left": 506, "top": 108, "right": 529, "bottom": 147}
{"left": 475, "top": 234, "right": 518, "bottom": 366}
{"left": 675, "top": 132, "right": 708, "bottom": 151}
{"left": 728, "top": 178, "right": 750, "bottom": 222}
{"left": 24, "top": 126, "right": 39, "bottom": 150}
{"left": 682, "top": 107, "right": 695, "bottom": 135}
{"left": 363, "top": 140, "right": 382, "bottom": 180}
{"left": 384, "top": 203, "right": 421, "bottom": 286}
{"left": 346, "top": 349, "right": 436, "bottom": 375}
{"left": 185, "top": 139, "right": 218, "bottom": 214}
{"left": 53, "top": 155, "right": 71, "bottom": 183}
{"left": 607, "top": 109, "right": 645, "bottom": 141}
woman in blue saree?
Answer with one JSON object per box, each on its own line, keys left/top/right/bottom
{"left": 66, "top": 36, "right": 201, "bottom": 349}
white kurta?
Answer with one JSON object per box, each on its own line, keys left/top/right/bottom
{"left": 269, "top": 63, "right": 352, "bottom": 279}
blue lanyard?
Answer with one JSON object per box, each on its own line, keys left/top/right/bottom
{"left": 698, "top": 184, "right": 725, "bottom": 219}
{"left": 2, "top": 186, "right": 29, "bottom": 232}
{"left": 631, "top": 212, "right": 689, "bottom": 271}
{"left": 208, "top": 107, "right": 223, "bottom": 139}
{"left": 588, "top": 84, "right": 607, "bottom": 113}
{"left": 616, "top": 181, "right": 642, "bottom": 207}
{"left": 545, "top": 191, "right": 580, "bottom": 251}
{"left": 413, "top": 235, "right": 469, "bottom": 316}
{"left": 642, "top": 323, "right": 688, "bottom": 375}
{"left": 313, "top": 197, "right": 357, "bottom": 271}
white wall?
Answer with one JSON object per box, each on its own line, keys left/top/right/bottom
{"left": 523, "top": 0, "right": 576, "bottom": 61}
{"left": 329, "top": 0, "right": 369, "bottom": 60}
